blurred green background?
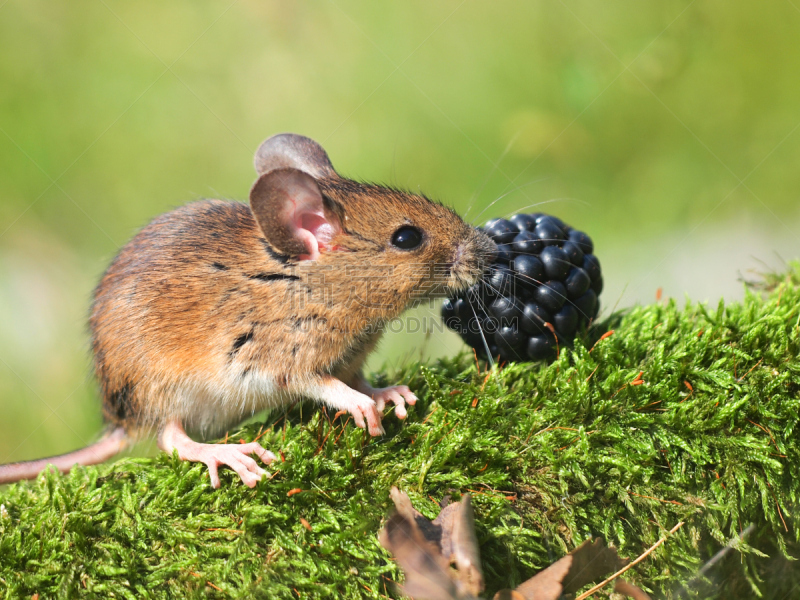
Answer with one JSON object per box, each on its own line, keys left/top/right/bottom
{"left": 0, "top": 0, "right": 798, "bottom": 463}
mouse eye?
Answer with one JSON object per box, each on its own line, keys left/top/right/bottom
{"left": 391, "top": 226, "right": 424, "bottom": 250}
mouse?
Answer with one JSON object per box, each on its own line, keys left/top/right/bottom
{"left": 0, "top": 133, "right": 496, "bottom": 488}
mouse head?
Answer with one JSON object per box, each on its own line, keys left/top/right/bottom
{"left": 250, "top": 134, "right": 495, "bottom": 318}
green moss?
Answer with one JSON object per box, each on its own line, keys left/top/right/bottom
{"left": 2, "top": 265, "right": 800, "bottom": 599}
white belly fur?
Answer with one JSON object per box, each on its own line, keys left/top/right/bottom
{"left": 172, "top": 368, "right": 293, "bottom": 439}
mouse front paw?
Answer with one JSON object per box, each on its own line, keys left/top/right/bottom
{"left": 346, "top": 397, "right": 385, "bottom": 437}
{"left": 357, "top": 383, "right": 418, "bottom": 420}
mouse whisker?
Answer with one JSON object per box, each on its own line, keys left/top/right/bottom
{"left": 496, "top": 197, "right": 593, "bottom": 221}
{"left": 469, "top": 177, "right": 551, "bottom": 225}
{"left": 467, "top": 297, "right": 494, "bottom": 370}
{"left": 464, "top": 131, "right": 523, "bottom": 220}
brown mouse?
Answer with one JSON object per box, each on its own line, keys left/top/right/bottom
{"left": 0, "top": 133, "right": 496, "bottom": 488}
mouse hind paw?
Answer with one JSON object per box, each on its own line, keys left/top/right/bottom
{"left": 194, "top": 442, "right": 276, "bottom": 489}
{"left": 159, "top": 420, "right": 276, "bottom": 488}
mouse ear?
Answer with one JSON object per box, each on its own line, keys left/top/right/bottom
{"left": 250, "top": 168, "right": 342, "bottom": 261}
{"left": 254, "top": 133, "right": 337, "bottom": 179}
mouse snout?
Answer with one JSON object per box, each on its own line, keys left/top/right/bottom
{"left": 447, "top": 228, "right": 496, "bottom": 291}
{"left": 469, "top": 226, "right": 498, "bottom": 267}
{"left": 479, "top": 230, "right": 498, "bottom": 264}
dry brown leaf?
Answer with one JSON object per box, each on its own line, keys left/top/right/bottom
{"left": 506, "top": 537, "right": 627, "bottom": 600}
{"left": 434, "top": 501, "right": 461, "bottom": 555}
{"left": 575, "top": 521, "right": 683, "bottom": 600}
{"left": 451, "top": 495, "right": 484, "bottom": 596}
{"left": 382, "top": 488, "right": 648, "bottom": 600}
{"left": 492, "top": 591, "right": 526, "bottom": 600}
{"left": 434, "top": 494, "right": 484, "bottom": 596}
{"left": 498, "top": 552, "right": 572, "bottom": 600}
{"left": 379, "top": 511, "right": 459, "bottom": 600}
{"left": 614, "top": 579, "right": 652, "bottom": 600}
{"left": 390, "top": 487, "right": 445, "bottom": 547}
{"left": 562, "top": 537, "right": 628, "bottom": 593}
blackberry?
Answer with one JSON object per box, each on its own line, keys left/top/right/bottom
{"left": 443, "top": 212, "right": 602, "bottom": 363}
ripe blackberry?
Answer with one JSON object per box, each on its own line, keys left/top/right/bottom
{"left": 443, "top": 212, "right": 602, "bottom": 363}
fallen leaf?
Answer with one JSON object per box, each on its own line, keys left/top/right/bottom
{"left": 389, "top": 487, "right": 444, "bottom": 547}
{"left": 497, "top": 553, "right": 571, "bottom": 600}
{"left": 447, "top": 495, "right": 484, "bottom": 596}
{"left": 614, "top": 579, "right": 652, "bottom": 600}
{"left": 562, "top": 537, "right": 628, "bottom": 593}
{"left": 505, "top": 537, "right": 627, "bottom": 600}
{"left": 379, "top": 512, "right": 459, "bottom": 600}
{"left": 492, "top": 591, "right": 525, "bottom": 600}
{"left": 382, "top": 488, "right": 648, "bottom": 600}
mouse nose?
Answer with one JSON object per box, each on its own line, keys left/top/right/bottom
{"left": 446, "top": 230, "right": 497, "bottom": 291}
{"left": 475, "top": 228, "right": 498, "bottom": 265}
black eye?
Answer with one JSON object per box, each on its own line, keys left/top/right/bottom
{"left": 391, "top": 226, "right": 424, "bottom": 250}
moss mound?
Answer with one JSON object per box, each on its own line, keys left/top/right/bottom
{"left": 2, "top": 264, "right": 800, "bottom": 599}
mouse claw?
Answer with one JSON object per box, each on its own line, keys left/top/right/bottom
{"left": 358, "top": 402, "right": 385, "bottom": 437}
{"left": 347, "top": 405, "right": 383, "bottom": 436}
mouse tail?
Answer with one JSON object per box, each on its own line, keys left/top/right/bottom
{"left": 0, "top": 427, "right": 128, "bottom": 485}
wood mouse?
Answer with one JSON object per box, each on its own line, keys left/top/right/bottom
{"left": 0, "top": 133, "right": 496, "bottom": 488}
